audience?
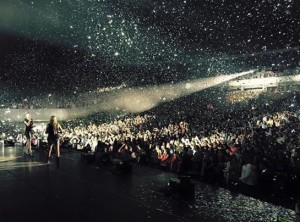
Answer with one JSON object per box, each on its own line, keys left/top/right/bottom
{"left": 1, "top": 69, "right": 300, "bottom": 210}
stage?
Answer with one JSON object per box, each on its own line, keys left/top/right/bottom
{"left": 0, "top": 144, "right": 296, "bottom": 222}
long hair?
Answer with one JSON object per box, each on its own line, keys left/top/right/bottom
{"left": 50, "top": 115, "right": 58, "bottom": 130}
{"left": 25, "top": 113, "right": 31, "bottom": 120}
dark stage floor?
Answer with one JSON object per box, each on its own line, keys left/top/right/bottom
{"left": 0, "top": 143, "right": 296, "bottom": 222}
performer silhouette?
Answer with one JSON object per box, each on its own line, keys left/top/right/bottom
{"left": 24, "top": 113, "right": 34, "bottom": 156}
{"left": 45, "top": 115, "right": 63, "bottom": 165}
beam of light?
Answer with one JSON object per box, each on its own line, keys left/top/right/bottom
{"left": 0, "top": 156, "right": 21, "bottom": 162}
{"left": 66, "top": 70, "right": 255, "bottom": 118}
{"left": 0, "top": 161, "right": 49, "bottom": 170}
{"left": 0, "top": 70, "right": 253, "bottom": 121}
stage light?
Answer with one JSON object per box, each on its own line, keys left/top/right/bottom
{"left": 0, "top": 70, "right": 254, "bottom": 121}
{"left": 66, "top": 70, "right": 255, "bottom": 119}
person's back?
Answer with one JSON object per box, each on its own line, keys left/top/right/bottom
{"left": 45, "top": 115, "right": 62, "bottom": 165}
{"left": 24, "top": 118, "right": 34, "bottom": 134}
{"left": 240, "top": 163, "right": 257, "bottom": 186}
{"left": 193, "top": 148, "right": 203, "bottom": 171}
{"left": 46, "top": 123, "right": 55, "bottom": 141}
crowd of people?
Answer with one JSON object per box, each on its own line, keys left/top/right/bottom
{"left": 36, "top": 90, "right": 299, "bottom": 208}
{"left": 1, "top": 79, "right": 300, "bottom": 212}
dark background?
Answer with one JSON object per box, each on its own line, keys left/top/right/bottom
{"left": 0, "top": 0, "right": 299, "bottom": 96}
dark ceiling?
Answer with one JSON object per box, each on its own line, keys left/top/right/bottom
{"left": 0, "top": 0, "right": 299, "bottom": 95}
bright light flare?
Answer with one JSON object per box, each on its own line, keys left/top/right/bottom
{"left": 0, "top": 70, "right": 254, "bottom": 121}
{"left": 67, "top": 70, "right": 254, "bottom": 118}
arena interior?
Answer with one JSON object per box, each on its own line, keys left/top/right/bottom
{"left": 0, "top": 1, "right": 300, "bottom": 222}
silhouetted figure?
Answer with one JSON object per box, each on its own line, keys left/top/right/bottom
{"left": 45, "top": 115, "right": 63, "bottom": 166}
{"left": 24, "top": 113, "right": 34, "bottom": 156}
